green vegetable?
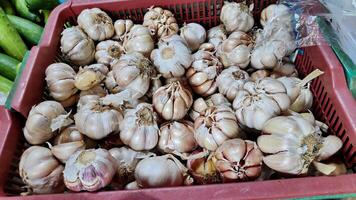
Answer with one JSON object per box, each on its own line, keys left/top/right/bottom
{"left": 11, "top": 0, "right": 40, "bottom": 22}
{"left": 7, "top": 14, "right": 43, "bottom": 45}
{"left": 0, "top": 74, "right": 13, "bottom": 95}
{"left": 0, "top": 53, "right": 20, "bottom": 80}
{"left": 25, "top": 0, "right": 58, "bottom": 12}
{"left": 0, "top": 7, "right": 27, "bottom": 60}
{"left": 39, "top": 9, "right": 50, "bottom": 23}
{"left": 0, "top": 0, "right": 16, "bottom": 15}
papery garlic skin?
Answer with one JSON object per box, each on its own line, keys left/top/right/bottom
{"left": 74, "top": 97, "right": 123, "bottom": 140}
{"left": 63, "top": 148, "right": 116, "bottom": 191}
{"left": 220, "top": 2, "right": 254, "bottom": 33}
{"left": 153, "top": 81, "right": 193, "bottom": 120}
{"left": 270, "top": 60, "right": 298, "bottom": 78}
{"left": 233, "top": 78, "right": 290, "bottom": 130}
{"left": 217, "top": 66, "right": 250, "bottom": 101}
{"left": 45, "top": 63, "right": 78, "bottom": 107}
{"left": 95, "top": 40, "right": 124, "bottom": 66}
{"left": 112, "top": 52, "right": 156, "bottom": 98}
{"left": 105, "top": 71, "right": 122, "bottom": 94}
{"left": 214, "top": 139, "right": 263, "bottom": 182}
{"left": 143, "top": 7, "right": 179, "bottom": 39}
{"left": 60, "top": 26, "right": 95, "bottom": 66}
{"left": 258, "top": 116, "right": 342, "bottom": 175}
{"left": 24, "top": 101, "right": 73, "bottom": 145}
{"left": 158, "top": 120, "right": 197, "bottom": 154}
{"left": 19, "top": 146, "right": 64, "bottom": 194}
{"left": 51, "top": 125, "right": 86, "bottom": 163}
{"left": 251, "top": 41, "right": 287, "bottom": 70}
{"left": 187, "top": 150, "right": 221, "bottom": 184}
{"left": 260, "top": 4, "right": 291, "bottom": 27}
{"left": 250, "top": 70, "right": 270, "bottom": 81}
{"left": 180, "top": 23, "right": 206, "bottom": 52}
{"left": 113, "top": 19, "right": 134, "bottom": 41}
{"left": 124, "top": 25, "right": 155, "bottom": 57}
{"left": 119, "top": 103, "right": 159, "bottom": 150}
{"left": 80, "top": 84, "right": 107, "bottom": 98}
{"left": 135, "top": 154, "right": 191, "bottom": 188}
{"left": 207, "top": 25, "right": 227, "bottom": 49}
{"left": 75, "top": 64, "right": 109, "bottom": 91}
{"left": 77, "top": 8, "right": 114, "bottom": 41}
{"left": 186, "top": 47, "right": 223, "bottom": 96}
{"left": 151, "top": 35, "right": 193, "bottom": 78}
{"left": 194, "top": 105, "right": 240, "bottom": 151}
{"left": 109, "top": 147, "right": 155, "bottom": 184}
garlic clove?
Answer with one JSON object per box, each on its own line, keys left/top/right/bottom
{"left": 51, "top": 141, "right": 86, "bottom": 163}
{"left": 257, "top": 135, "right": 298, "bottom": 154}
{"left": 263, "top": 152, "right": 304, "bottom": 175}
{"left": 317, "top": 135, "right": 343, "bottom": 161}
{"left": 162, "top": 98, "right": 174, "bottom": 120}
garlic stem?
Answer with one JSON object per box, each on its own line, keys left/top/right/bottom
{"left": 298, "top": 69, "right": 324, "bottom": 87}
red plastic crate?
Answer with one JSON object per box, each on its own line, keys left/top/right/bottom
{"left": 2, "top": 0, "right": 356, "bottom": 199}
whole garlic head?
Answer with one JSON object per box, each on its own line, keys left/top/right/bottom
{"left": 24, "top": 101, "right": 73, "bottom": 145}
{"left": 217, "top": 66, "right": 250, "bottom": 101}
{"left": 60, "top": 26, "right": 95, "bottom": 66}
{"left": 258, "top": 115, "right": 342, "bottom": 175}
{"left": 194, "top": 104, "right": 241, "bottom": 151}
{"left": 74, "top": 97, "right": 123, "bottom": 140}
{"left": 113, "top": 19, "right": 134, "bottom": 41}
{"left": 109, "top": 147, "right": 155, "bottom": 185}
{"left": 95, "top": 40, "right": 124, "bottom": 66}
{"left": 104, "top": 71, "right": 122, "bottom": 94}
{"left": 124, "top": 25, "right": 155, "bottom": 57}
{"left": 151, "top": 35, "right": 193, "bottom": 78}
{"left": 207, "top": 25, "right": 227, "bottom": 49}
{"left": 233, "top": 78, "right": 290, "bottom": 130}
{"left": 189, "top": 93, "right": 231, "bottom": 120}
{"left": 50, "top": 125, "right": 86, "bottom": 163}
{"left": 119, "top": 103, "right": 159, "bottom": 151}
{"left": 63, "top": 148, "right": 116, "bottom": 191}
{"left": 180, "top": 23, "right": 207, "bottom": 52}
{"left": 19, "top": 146, "right": 64, "bottom": 194}
{"left": 143, "top": 6, "right": 179, "bottom": 39}
{"left": 187, "top": 150, "right": 221, "bottom": 184}
{"left": 153, "top": 81, "right": 193, "bottom": 121}
{"left": 77, "top": 8, "right": 114, "bottom": 41}
{"left": 158, "top": 120, "right": 197, "bottom": 154}
{"left": 251, "top": 40, "right": 287, "bottom": 70}
{"left": 112, "top": 52, "right": 156, "bottom": 98}
{"left": 220, "top": 2, "right": 254, "bottom": 33}
{"left": 45, "top": 63, "right": 78, "bottom": 107}
{"left": 260, "top": 4, "right": 291, "bottom": 27}
{"left": 75, "top": 64, "right": 109, "bottom": 91}
{"left": 186, "top": 47, "right": 223, "bottom": 97}
{"left": 214, "top": 139, "right": 263, "bottom": 182}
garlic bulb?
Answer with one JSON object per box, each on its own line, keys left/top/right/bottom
{"left": 119, "top": 103, "right": 159, "bottom": 150}
{"left": 101, "top": 90, "right": 141, "bottom": 110}
{"left": 77, "top": 94, "right": 100, "bottom": 111}
{"left": 258, "top": 115, "right": 343, "bottom": 175}
{"left": 63, "top": 148, "right": 116, "bottom": 191}
{"left": 180, "top": 23, "right": 206, "bottom": 52}
{"left": 250, "top": 69, "right": 270, "bottom": 81}
{"left": 24, "top": 101, "right": 73, "bottom": 145}
{"left": 143, "top": 6, "right": 179, "bottom": 39}
{"left": 145, "top": 78, "right": 162, "bottom": 98}
{"left": 124, "top": 25, "right": 155, "bottom": 57}
{"left": 187, "top": 150, "right": 221, "bottom": 184}
{"left": 135, "top": 154, "right": 192, "bottom": 188}
{"left": 77, "top": 8, "right": 114, "bottom": 41}
{"left": 50, "top": 125, "right": 85, "bottom": 163}
{"left": 186, "top": 47, "right": 223, "bottom": 96}
{"left": 105, "top": 71, "right": 121, "bottom": 94}
{"left": 113, "top": 19, "right": 134, "bottom": 41}
{"left": 151, "top": 35, "right": 193, "bottom": 78}
{"left": 80, "top": 84, "right": 107, "bottom": 98}
{"left": 278, "top": 69, "right": 323, "bottom": 112}
{"left": 19, "top": 146, "right": 64, "bottom": 194}
{"left": 153, "top": 81, "right": 193, "bottom": 120}
{"left": 75, "top": 64, "right": 109, "bottom": 91}
{"left": 109, "top": 147, "right": 155, "bottom": 184}
{"left": 194, "top": 104, "right": 240, "bottom": 151}
{"left": 45, "top": 63, "right": 78, "bottom": 107}
{"left": 207, "top": 25, "right": 227, "bottom": 48}
{"left": 270, "top": 60, "right": 298, "bottom": 78}
{"left": 216, "top": 66, "right": 250, "bottom": 101}
{"left": 112, "top": 52, "right": 156, "bottom": 98}
{"left": 229, "top": 31, "right": 254, "bottom": 47}
{"left": 74, "top": 97, "right": 123, "bottom": 140}
{"left": 158, "top": 120, "right": 197, "bottom": 154}
{"left": 220, "top": 1, "right": 254, "bottom": 33}
{"left": 233, "top": 78, "right": 290, "bottom": 130}
{"left": 60, "top": 26, "right": 95, "bottom": 66}
{"left": 214, "top": 139, "right": 263, "bottom": 182}
{"left": 189, "top": 93, "right": 231, "bottom": 120}
{"left": 260, "top": 4, "right": 291, "bottom": 27}
{"left": 251, "top": 40, "right": 287, "bottom": 70}
{"left": 95, "top": 40, "right": 124, "bottom": 66}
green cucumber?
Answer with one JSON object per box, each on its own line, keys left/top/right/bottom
{"left": 0, "top": 74, "right": 13, "bottom": 95}
{"left": 0, "top": 53, "right": 20, "bottom": 80}
{"left": 11, "top": 0, "right": 40, "bottom": 22}
{"left": 25, "top": 0, "right": 58, "bottom": 12}
{"left": 0, "top": 0, "right": 16, "bottom": 15}
{"left": 0, "top": 7, "right": 27, "bottom": 60}
{"left": 7, "top": 14, "right": 43, "bottom": 45}
{"left": 39, "top": 9, "right": 50, "bottom": 23}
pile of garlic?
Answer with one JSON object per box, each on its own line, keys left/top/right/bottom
{"left": 19, "top": 3, "right": 345, "bottom": 195}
